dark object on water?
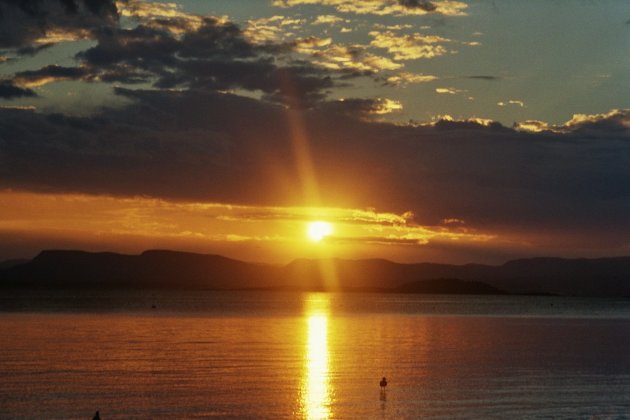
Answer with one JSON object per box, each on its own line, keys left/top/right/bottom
{"left": 380, "top": 377, "right": 388, "bottom": 389}
{"left": 92, "top": 411, "right": 101, "bottom": 420}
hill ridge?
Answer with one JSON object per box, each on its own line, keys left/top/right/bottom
{"left": 2, "top": 249, "right": 630, "bottom": 296}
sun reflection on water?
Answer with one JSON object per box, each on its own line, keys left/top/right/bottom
{"left": 300, "top": 294, "right": 332, "bottom": 419}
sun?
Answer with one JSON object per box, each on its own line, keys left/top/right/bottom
{"left": 307, "top": 221, "right": 333, "bottom": 242}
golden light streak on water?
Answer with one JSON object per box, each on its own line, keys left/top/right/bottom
{"left": 299, "top": 294, "right": 332, "bottom": 419}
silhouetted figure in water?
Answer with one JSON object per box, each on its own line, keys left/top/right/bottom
{"left": 92, "top": 410, "right": 101, "bottom": 420}
{"left": 380, "top": 377, "right": 388, "bottom": 389}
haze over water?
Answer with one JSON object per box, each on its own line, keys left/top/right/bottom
{"left": 1, "top": 292, "right": 630, "bottom": 419}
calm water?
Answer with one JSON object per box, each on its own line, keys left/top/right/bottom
{"left": 1, "top": 291, "right": 630, "bottom": 419}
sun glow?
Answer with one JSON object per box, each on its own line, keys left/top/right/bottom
{"left": 307, "top": 221, "right": 333, "bottom": 242}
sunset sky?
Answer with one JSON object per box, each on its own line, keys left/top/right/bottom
{"left": 1, "top": 0, "right": 629, "bottom": 264}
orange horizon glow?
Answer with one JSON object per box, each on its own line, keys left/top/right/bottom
{"left": 0, "top": 189, "right": 497, "bottom": 263}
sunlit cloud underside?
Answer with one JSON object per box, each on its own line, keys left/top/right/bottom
{"left": 0, "top": 190, "right": 493, "bottom": 262}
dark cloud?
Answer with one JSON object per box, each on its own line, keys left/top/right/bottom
{"left": 0, "top": 90, "right": 293, "bottom": 202}
{"left": 5, "top": 0, "right": 117, "bottom": 17}
{"left": 77, "top": 25, "right": 180, "bottom": 70}
{"left": 569, "top": 111, "right": 629, "bottom": 135}
{"left": 178, "top": 18, "right": 256, "bottom": 59}
{"left": 16, "top": 42, "right": 55, "bottom": 56}
{"left": 1, "top": 5, "right": 628, "bottom": 258}
{"left": 14, "top": 64, "right": 89, "bottom": 85}
{"left": 2, "top": 8, "right": 351, "bottom": 108}
{"left": 1, "top": 89, "right": 629, "bottom": 252}
{"left": 433, "top": 118, "right": 507, "bottom": 132}
{"left": 97, "top": 67, "right": 151, "bottom": 84}
{"left": 76, "top": 18, "right": 337, "bottom": 108}
{"left": 467, "top": 75, "right": 500, "bottom": 81}
{"left": 398, "top": 0, "right": 438, "bottom": 12}
{"left": 0, "top": 0, "right": 118, "bottom": 48}
{"left": 314, "top": 97, "right": 397, "bottom": 118}
{"left": 0, "top": 80, "right": 36, "bottom": 98}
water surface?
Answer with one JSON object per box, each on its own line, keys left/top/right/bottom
{"left": 1, "top": 292, "right": 629, "bottom": 419}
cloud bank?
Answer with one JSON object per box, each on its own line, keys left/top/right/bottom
{"left": 0, "top": 0, "right": 119, "bottom": 48}
{"left": 1, "top": 0, "right": 629, "bottom": 262}
{"left": 1, "top": 88, "right": 629, "bottom": 247}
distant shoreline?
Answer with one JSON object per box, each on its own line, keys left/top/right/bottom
{"left": 2, "top": 249, "right": 630, "bottom": 297}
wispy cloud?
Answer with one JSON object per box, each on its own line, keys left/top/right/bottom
{"left": 118, "top": 0, "right": 197, "bottom": 20}
{"left": 386, "top": 71, "right": 438, "bottom": 85}
{"left": 119, "top": 1, "right": 206, "bottom": 35}
{"left": 370, "top": 98, "right": 403, "bottom": 114}
{"left": 515, "top": 109, "right": 629, "bottom": 133}
{"left": 513, "top": 120, "right": 550, "bottom": 133}
{"left": 497, "top": 100, "right": 525, "bottom": 108}
{"left": 467, "top": 75, "right": 500, "bottom": 81}
{"left": 0, "top": 81, "right": 37, "bottom": 99}
{"left": 310, "top": 44, "right": 403, "bottom": 71}
{"left": 312, "top": 15, "right": 346, "bottom": 25}
{"left": 369, "top": 30, "right": 450, "bottom": 60}
{"left": 13, "top": 65, "right": 90, "bottom": 88}
{"left": 373, "top": 23, "right": 413, "bottom": 31}
{"left": 0, "top": 0, "right": 119, "bottom": 49}
{"left": 316, "top": 97, "right": 403, "bottom": 119}
{"left": 245, "top": 15, "right": 305, "bottom": 43}
{"left": 0, "top": 190, "right": 491, "bottom": 252}
{"left": 435, "top": 87, "right": 463, "bottom": 94}
{"left": 272, "top": 0, "right": 468, "bottom": 17}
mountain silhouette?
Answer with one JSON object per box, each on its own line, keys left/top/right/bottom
{"left": 2, "top": 250, "right": 630, "bottom": 296}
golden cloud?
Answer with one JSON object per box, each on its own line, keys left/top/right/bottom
{"left": 245, "top": 16, "right": 306, "bottom": 43}
{"left": 386, "top": 71, "right": 438, "bottom": 85}
{"left": 513, "top": 120, "right": 550, "bottom": 133}
{"left": 369, "top": 30, "right": 450, "bottom": 60}
{"left": 33, "top": 28, "right": 92, "bottom": 44}
{"left": 0, "top": 191, "right": 493, "bottom": 254}
{"left": 497, "top": 100, "right": 525, "bottom": 108}
{"left": 272, "top": 0, "right": 468, "bottom": 17}
{"left": 435, "top": 87, "right": 463, "bottom": 94}
{"left": 515, "top": 109, "right": 629, "bottom": 133}
{"left": 369, "top": 98, "right": 403, "bottom": 114}
{"left": 0, "top": 105, "right": 37, "bottom": 111}
{"left": 564, "top": 109, "right": 629, "bottom": 129}
{"left": 118, "top": 0, "right": 194, "bottom": 19}
{"left": 116, "top": 0, "right": 205, "bottom": 33}
{"left": 291, "top": 36, "right": 333, "bottom": 54}
{"left": 13, "top": 76, "right": 60, "bottom": 89}
{"left": 373, "top": 23, "right": 414, "bottom": 30}
{"left": 425, "top": 114, "right": 494, "bottom": 127}
{"left": 310, "top": 44, "right": 402, "bottom": 71}
{"left": 312, "top": 15, "right": 346, "bottom": 24}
